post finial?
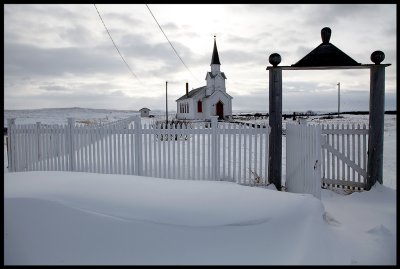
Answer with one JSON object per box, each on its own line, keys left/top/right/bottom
{"left": 321, "top": 27, "right": 331, "bottom": 44}
{"left": 371, "top": 50, "right": 385, "bottom": 64}
{"left": 269, "top": 53, "right": 281, "bottom": 67}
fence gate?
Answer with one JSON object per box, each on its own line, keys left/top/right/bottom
{"left": 286, "top": 123, "right": 321, "bottom": 199}
{"left": 320, "top": 123, "right": 368, "bottom": 189}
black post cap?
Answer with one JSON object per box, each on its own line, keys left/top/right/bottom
{"left": 269, "top": 53, "right": 281, "bottom": 67}
{"left": 371, "top": 50, "right": 385, "bottom": 64}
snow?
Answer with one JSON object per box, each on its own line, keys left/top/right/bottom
{"left": 3, "top": 108, "right": 397, "bottom": 265}
{"left": 3, "top": 107, "right": 141, "bottom": 126}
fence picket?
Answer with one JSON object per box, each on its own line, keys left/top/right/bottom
{"left": 346, "top": 124, "right": 350, "bottom": 183}
{"left": 254, "top": 127, "right": 258, "bottom": 183}
{"left": 30, "top": 125, "right": 35, "bottom": 171}
{"left": 357, "top": 124, "right": 361, "bottom": 184}
{"left": 196, "top": 126, "right": 200, "bottom": 180}
{"left": 14, "top": 125, "right": 19, "bottom": 171}
{"left": 241, "top": 125, "right": 246, "bottom": 184}
{"left": 352, "top": 123, "right": 356, "bottom": 183}
{"left": 228, "top": 124, "right": 232, "bottom": 180}
{"left": 222, "top": 123, "right": 226, "bottom": 179}
{"left": 129, "top": 126, "right": 134, "bottom": 175}
{"left": 207, "top": 124, "right": 211, "bottom": 180}
{"left": 25, "top": 126, "right": 30, "bottom": 171}
{"left": 102, "top": 127, "right": 107, "bottom": 174}
{"left": 82, "top": 127, "right": 86, "bottom": 172}
{"left": 238, "top": 124, "right": 243, "bottom": 184}
{"left": 153, "top": 125, "right": 157, "bottom": 177}
{"left": 336, "top": 123, "right": 340, "bottom": 183}
{"left": 363, "top": 124, "right": 367, "bottom": 180}
{"left": 51, "top": 126, "right": 56, "bottom": 170}
{"left": 97, "top": 127, "right": 101, "bottom": 173}
{"left": 121, "top": 128, "right": 125, "bottom": 174}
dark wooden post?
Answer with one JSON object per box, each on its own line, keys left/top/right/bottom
{"left": 268, "top": 53, "right": 282, "bottom": 190}
{"left": 366, "top": 51, "right": 386, "bottom": 190}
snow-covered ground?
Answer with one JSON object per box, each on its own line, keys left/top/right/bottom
{"left": 4, "top": 107, "right": 143, "bottom": 126}
{"left": 3, "top": 108, "right": 397, "bottom": 265}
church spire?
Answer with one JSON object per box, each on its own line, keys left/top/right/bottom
{"left": 210, "top": 35, "right": 221, "bottom": 65}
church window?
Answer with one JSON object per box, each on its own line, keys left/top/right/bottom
{"left": 197, "top": 100, "right": 202, "bottom": 113}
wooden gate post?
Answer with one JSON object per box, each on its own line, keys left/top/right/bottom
{"left": 268, "top": 53, "right": 282, "bottom": 190}
{"left": 367, "top": 51, "right": 387, "bottom": 190}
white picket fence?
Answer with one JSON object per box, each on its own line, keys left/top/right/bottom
{"left": 286, "top": 123, "right": 322, "bottom": 199}
{"left": 7, "top": 116, "right": 270, "bottom": 186}
{"left": 321, "top": 123, "right": 368, "bottom": 189}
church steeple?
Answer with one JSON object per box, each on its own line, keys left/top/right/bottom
{"left": 207, "top": 35, "right": 226, "bottom": 96}
{"left": 210, "top": 35, "right": 221, "bottom": 65}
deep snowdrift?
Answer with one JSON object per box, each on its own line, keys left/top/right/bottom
{"left": 4, "top": 171, "right": 396, "bottom": 265}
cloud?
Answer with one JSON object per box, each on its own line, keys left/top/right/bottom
{"left": 301, "top": 4, "right": 378, "bottom": 27}
{"left": 4, "top": 42, "right": 127, "bottom": 77}
{"left": 4, "top": 4, "right": 96, "bottom": 47}
{"left": 230, "top": 4, "right": 299, "bottom": 14}
{"left": 39, "top": 85, "right": 72, "bottom": 92}
{"left": 225, "top": 33, "right": 266, "bottom": 46}
{"left": 58, "top": 25, "right": 96, "bottom": 45}
{"left": 161, "top": 22, "right": 180, "bottom": 31}
{"left": 102, "top": 11, "right": 145, "bottom": 27}
{"left": 3, "top": 4, "right": 396, "bottom": 113}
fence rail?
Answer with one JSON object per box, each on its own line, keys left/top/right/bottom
{"left": 7, "top": 116, "right": 270, "bottom": 186}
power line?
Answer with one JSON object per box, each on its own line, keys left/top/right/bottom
{"left": 145, "top": 4, "right": 201, "bottom": 84}
{"left": 94, "top": 4, "right": 143, "bottom": 85}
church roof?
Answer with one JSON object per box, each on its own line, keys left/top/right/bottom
{"left": 176, "top": 86, "right": 233, "bottom": 101}
{"left": 292, "top": 27, "right": 361, "bottom": 67}
{"left": 210, "top": 37, "right": 221, "bottom": 65}
{"left": 206, "top": 71, "right": 227, "bottom": 79}
{"left": 176, "top": 86, "right": 207, "bottom": 101}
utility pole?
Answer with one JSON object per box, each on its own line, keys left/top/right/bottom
{"left": 337, "top": 82, "right": 340, "bottom": 118}
{"left": 166, "top": 81, "right": 168, "bottom": 124}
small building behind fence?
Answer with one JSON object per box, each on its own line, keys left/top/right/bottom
{"left": 139, "top": 108, "right": 151, "bottom": 117}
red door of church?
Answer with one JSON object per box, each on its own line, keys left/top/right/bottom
{"left": 216, "top": 101, "right": 224, "bottom": 119}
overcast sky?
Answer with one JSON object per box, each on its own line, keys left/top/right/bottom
{"left": 4, "top": 4, "right": 396, "bottom": 113}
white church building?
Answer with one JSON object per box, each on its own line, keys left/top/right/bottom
{"left": 176, "top": 37, "right": 233, "bottom": 120}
